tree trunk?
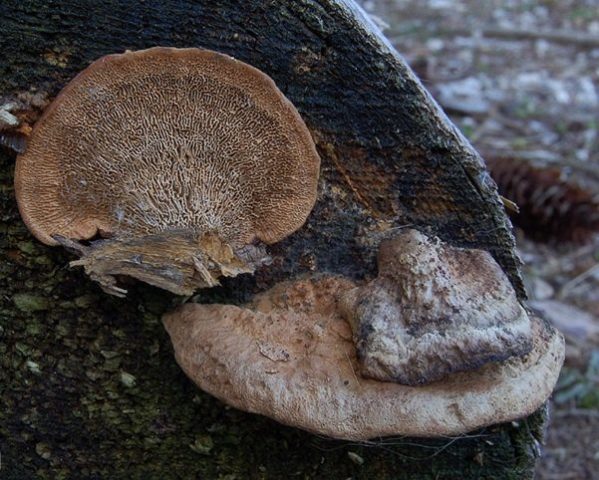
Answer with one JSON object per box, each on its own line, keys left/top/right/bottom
{"left": 0, "top": 1, "right": 545, "bottom": 478}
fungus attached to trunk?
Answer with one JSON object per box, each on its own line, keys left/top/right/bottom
{"left": 15, "top": 47, "right": 320, "bottom": 295}
{"left": 340, "top": 228, "right": 533, "bottom": 385}
{"left": 163, "top": 276, "right": 564, "bottom": 440}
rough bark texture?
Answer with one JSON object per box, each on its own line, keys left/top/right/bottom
{"left": 0, "top": 0, "right": 546, "bottom": 478}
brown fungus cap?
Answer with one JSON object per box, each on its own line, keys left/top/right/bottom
{"left": 15, "top": 47, "right": 320, "bottom": 295}
{"left": 163, "top": 276, "right": 564, "bottom": 440}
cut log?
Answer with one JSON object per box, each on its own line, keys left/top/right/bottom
{"left": 0, "top": 0, "right": 546, "bottom": 478}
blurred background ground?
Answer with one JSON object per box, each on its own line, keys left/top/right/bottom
{"left": 358, "top": 1, "right": 599, "bottom": 478}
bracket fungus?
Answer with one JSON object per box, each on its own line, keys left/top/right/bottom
{"left": 15, "top": 47, "right": 320, "bottom": 296}
{"left": 163, "top": 275, "right": 564, "bottom": 440}
{"left": 340, "top": 228, "right": 534, "bottom": 385}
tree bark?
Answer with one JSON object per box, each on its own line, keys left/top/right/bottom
{"left": 0, "top": 1, "right": 544, "bottom": 478}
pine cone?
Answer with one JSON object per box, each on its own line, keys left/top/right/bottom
{"left": 486, "top": 156, "right": 599, "bottom": 244}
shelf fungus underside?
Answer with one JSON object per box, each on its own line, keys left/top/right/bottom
{"left": 164, "top": 270, "right": 564, "bottom": 440}
{"left": 164, "top": 230, "right": 564, "bottom": 440}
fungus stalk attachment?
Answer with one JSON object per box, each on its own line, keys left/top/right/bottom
{"left": 54, "top": 232, "right": 270, "bottom": 297}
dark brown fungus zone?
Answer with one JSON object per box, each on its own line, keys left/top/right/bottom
{"left": 15, "top": 47, "right": 320, "bottom": 296}
{"left": 339, "top": 228, "right": 534, "bottom": 385}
